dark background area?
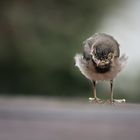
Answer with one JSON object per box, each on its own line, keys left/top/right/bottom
{"left": 0, "top": 0, "right": 139, "bottom": 102}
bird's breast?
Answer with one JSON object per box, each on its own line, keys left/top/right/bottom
{"left": 92, "top": 60, "right": 111, "bottom": 73}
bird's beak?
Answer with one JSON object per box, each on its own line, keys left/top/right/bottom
{"left": 92, "top": 55, "right": 100, "bottom": 66}
{"left": 96, "top": 60, "right": 100, "bottom": 66}
{"left": 94, "top": 58, "right": 100, "bottom": 66}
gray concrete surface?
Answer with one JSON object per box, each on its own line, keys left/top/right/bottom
{"left": 0, "top": 97, "right": 140, "bottom": 140}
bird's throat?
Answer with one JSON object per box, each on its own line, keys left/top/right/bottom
{"left": 92, "top": 60, "right": 111, "bottom": 73}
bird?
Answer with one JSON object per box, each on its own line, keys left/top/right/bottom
{"left": 74, "top": 33, "right": 128, "bottom": 103}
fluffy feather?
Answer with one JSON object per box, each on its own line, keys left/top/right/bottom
{"left": 75, "top": 33, "right": 128, "bottom": 81}
{"left": 74, "top": 53, "right": 128, "bottom": 81}
{"left": 74, "top": 33, "right": 128, "bottom": 103}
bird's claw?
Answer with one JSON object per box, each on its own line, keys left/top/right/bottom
{"left": 89, "top": 97, "right": 103, "bottom": 103}
{"left": 89, "top": 98, "right": 126, "bottom": 104}
{"left": 113, "top": 99, "right": 126, "bottom": 103}
{"left": 107, "top": 99, "right": 126, "bottom": 104}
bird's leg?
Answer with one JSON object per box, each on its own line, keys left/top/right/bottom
{"left": 110, "top": 80, "right": 114, "bottom": 103}
{"left": 89, "top": 80, "right": 102, "bottom": 103}
{"left": 109, "top": 80, "right": 126, "bottom": 104}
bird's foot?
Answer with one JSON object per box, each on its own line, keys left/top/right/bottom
{"left": 107, "top": 99, "right": 126, "bottom": 104}
{"left": 89, "top": 97, "right": 103, "bottom": 103}
{"left": 113, "top": 99, "right": 126, "bottom": 103}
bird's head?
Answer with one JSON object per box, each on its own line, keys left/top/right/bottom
{"left": 90, "top": 44, "right": 114, "bottom": 69}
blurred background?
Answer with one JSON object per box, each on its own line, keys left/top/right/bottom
{"left": 1, "top": 1, "right": 140, "bottom": 140}
{"left": 0, "top": 0, "right": 140, "bottom": 102}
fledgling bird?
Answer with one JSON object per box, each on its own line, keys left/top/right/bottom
{"left": 74, "top": 33, "right": 128, "bottom": 103}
